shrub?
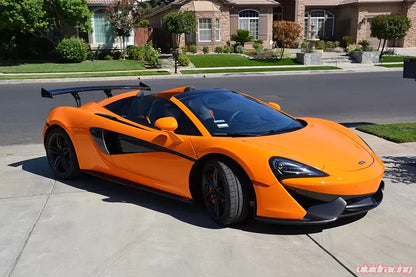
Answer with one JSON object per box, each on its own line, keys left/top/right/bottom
{"left": 127, "top": 45, "right": 145, "bottom": 61}
{"left": 273, "top": 21, "right": 302, "bottom": 58}
{"left": 253, "top": 39, "right": 264, "bottom": 54}
{"left": 334, "top": 41, "right": 340, "bottom": 47}
{"left": 235, "top": 45, "right": 245, "bottom": 54}
{"left": 342, "top": 36, "right": 354, "bottom": 47}
{"left": 223, "top": 45, "right": 233, "bottom": 53}
{"left": 383, "top": 48, "right": 396, "bottom": 55}
{"left": 326, "top": 41, "right": 334, "bottom": 49}
{"left": 86, "top": 51, "right": 97, "bottom": 61}
{"left": 188, "top": 44, "right": 197, "bottom": 54}
{"left": 55, "top": 37, "right": 88, "bottom": 63}
{"left": 215, "top": 46, "right": 223, "bottom": 53}
{"left": 144, "top": 43, "right": 161, "bottom": 68}
{"left": 274, "top": 49, "right": 291, "bottom": 59}
{"left": 112, "top": 51, "right": 122, "bottom": 60}
{"left": 138, "top": 19, "right": 149, "bottom": 27}
{"left": 358, "top": 40, "right": 370, "bottom": 48}
{"left": 181, "top": 45, "right": 188, "bottom": 54}
{"left": 231, "top": 29, "right": 253, "bottom": 46}
{"left": 315, "top": 40, "right": 326, "bottom": 50}
{"left": 177, "top": 54, "right": 190, "bottom": 66}
{"left": 346, "top": 44, "right": 360, "bottom": 53}
{"left": 105, "top": 54, "right": 113, "bottom": 60}
{"left": 203, "top": 46, "right": 209, "bottom": 54}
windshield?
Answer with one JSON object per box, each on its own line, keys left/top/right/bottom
{"left": 178, "top": 90, "right": 304, "bottom": 137}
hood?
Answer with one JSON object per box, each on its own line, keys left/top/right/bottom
{"left": 238, "top": 119, "right": 374, "bottom": 172}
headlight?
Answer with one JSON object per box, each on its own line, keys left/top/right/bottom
{"left": 269, "top": 157, "right": 328, "bottom": 181}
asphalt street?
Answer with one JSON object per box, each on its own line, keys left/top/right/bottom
{"left": 0, "top": 72, "right": 415, "bottom": 276}
{"left": 1, "top": 71, "right": 416, "bottom": 145}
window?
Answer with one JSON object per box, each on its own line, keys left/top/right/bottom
{"left": 304, "top": 10, "right": 334, "bottom": 40}
{"left": 93, "top": 9, "right": 115, "bottom": 44}
{"left": 198, "top": 18, "right": 212, "bottom": 42}
{"left": 238, "top": 10, "right": 259, "bottom": 39}
{"left": 215, "top": 18, "right": 220, "bottom": 41}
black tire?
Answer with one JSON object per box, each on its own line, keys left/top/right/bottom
{"left": 45, "top": 128, "right": 80, "bottom": 180}
{"left": 201, "top": 160, "right": 249, "bottom": 226}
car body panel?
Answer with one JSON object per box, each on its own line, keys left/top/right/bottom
{"left": 42, "top": 86, "right": 384, "bottom": 223}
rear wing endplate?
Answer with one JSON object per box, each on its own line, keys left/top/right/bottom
{"left": 41, "top": 82, "right": 151, "bottom": 107}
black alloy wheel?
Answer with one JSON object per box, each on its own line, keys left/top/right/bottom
{"left": 46, "top": 128, "right": 80, "bottom": 180}
{"left": 201, "top": 160, "right": 249, "bottom": 226}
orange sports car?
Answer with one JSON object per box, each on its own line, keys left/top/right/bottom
{"left": 41, "top": 83, "right": 384, "bottom": 226}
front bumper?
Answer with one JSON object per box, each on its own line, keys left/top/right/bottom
{"left": 255, "top": 181, "right": 384, "bottom": 225}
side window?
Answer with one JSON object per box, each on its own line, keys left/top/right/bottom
{"left": 104, "top": 97, "right": 134, "bottom": 117}
{"left": 127, "top": 95, "right": 201, "bottom": 136}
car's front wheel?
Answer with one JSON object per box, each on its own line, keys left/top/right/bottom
{"left": 45, "top": 128, "right": 80, "bottom": 180}
{"left": 201, "top": 160, "right": 249, "bottom": 226}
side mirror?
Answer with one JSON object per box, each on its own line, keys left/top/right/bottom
{"left": 268, "top": 102, "right": 281, "bottom": 111}
{"left": 155, "top": 116, "right": 178, "bottom": 131}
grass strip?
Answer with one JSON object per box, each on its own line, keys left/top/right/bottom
{"left": 0, "top": 71, "right": 170, "bottom": 80}
{"left": 357, "top": 123, "right": 416, "bottom": 143}
{"left": 0, "top": 60, "right": 145, "bottom": 73}
{"left": 376, "top": 64, "right": 403, "bottom": 68}
{"left": 380, "top": 56, "right": 416, "bottom": 63}
{"left": 187, "top": 54, "right": 299, "bottom": 67}
{"left": 181, "top": 66, "right": 339, "bottom": 74}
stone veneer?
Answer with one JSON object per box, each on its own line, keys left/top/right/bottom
{"left": 401, "top": 2, "right": 416, "bottom": 47}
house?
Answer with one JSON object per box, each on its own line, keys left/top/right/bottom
{"left": 147, "top": 0, "right": 416, "bottom": 51}
{"left": 147, "top": 0, "right": 281, "bottom": 51}
{"left": 87, "top": 0, "right": 136, "bottom": 49}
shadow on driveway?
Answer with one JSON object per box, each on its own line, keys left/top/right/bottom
{"left": 9, "top": 156, "right": 368, "bottom": 235}
{"left": 382, "top": 156, "right": 416, "bottom": 185}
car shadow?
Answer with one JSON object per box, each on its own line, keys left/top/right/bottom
{"left": 9, "top": 156, "right": 368, "bottom": 235}
{"left": 382, "top": 156, "right": 416, "bottom": 185}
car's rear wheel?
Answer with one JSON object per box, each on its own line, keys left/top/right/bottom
{"left": 201, "top": 160, "right": 249, "bottom": 226}
{"left": 46, "top": 128, "right": 80, "bottom": 180}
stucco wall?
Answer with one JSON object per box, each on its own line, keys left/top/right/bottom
{"left": 401, "top": 1, "right": 416, "bottom": 47}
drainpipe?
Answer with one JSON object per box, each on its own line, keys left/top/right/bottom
{"left": 294, "top": 0, "right": 298, "bottom": 22}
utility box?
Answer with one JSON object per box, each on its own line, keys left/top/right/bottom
{"left": 403, "top": 58, "right": 416, "bottom": 79}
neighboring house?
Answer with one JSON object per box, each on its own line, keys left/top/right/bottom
{"left": 87, "top": 0, "right": 135, "bottom": 49}
{"left": 148, "top": 0, "right": 416, "bottom": 50}
{"left": 147, "top": 0, "right": 280, "bottom": 51}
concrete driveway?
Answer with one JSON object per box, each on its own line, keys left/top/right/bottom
{"left": 1, "top": 131, "right": 415, "bottom": 277}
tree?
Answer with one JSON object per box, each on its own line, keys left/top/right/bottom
{"left": 231, "top": 29, "right": 253, "bottom": 47}
{"left": 163, "top": 11, "right": 196, "bottom": 73}
{"left": 105, "top": 0, "right": 147, "bottom": 58}
{"left": 273, "top": 21, "right": 302, "bottom": 59}
{"left": 371, "top": 14, "right": 411, "bottom": 60}
{"left": 0, "top": 0, "right": 48, "bottom": 34}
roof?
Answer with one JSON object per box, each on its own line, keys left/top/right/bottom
{"left": 87, "top": 0, "right": 116, "bottom": 6}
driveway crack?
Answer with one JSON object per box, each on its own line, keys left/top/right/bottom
{"left": 306, "top": 234, "right": 358, "bottom": 277}
{"left": 7, "top": 179, "right": 57, "bottom": 277}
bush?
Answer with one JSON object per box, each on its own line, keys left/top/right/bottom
{"left": 253, "top": 39, "right": 264, "bottom": 54}
{"left": 346, "top": 44, "right": 360, "bottom": 53}
{"left": 181, "top": 45, "right": 188, "bottom": 54}
{"left": 189, "top": 44, "right": 197, "bottom": 54}
{"left": 358, "top": 40, "right": 370, "bottom": 48}
{"left": 235, "top": 45, "right": 245, "bottom": 54}
{"left": 144, "top": 43, "right": 161, "bottom": 68}
{"left": 127, "top": 45, "right": 145, "bottom": 60}
{"left": 334, "top": 41, "right": 340, "bottom": 47}
{"left": 274, "top": 49, "right": 291, "bottom": 58}
{"left": 86, "top": 51, "right": 97, "bottom": 61}
{"left": 55, "top": 37, "right": 88, "bottom": 63}
{"left": 215, "top": 46, "right": 223, "bottom": 53}
{"left": 383, "top": 48, "right": 397, "bottom": 55}
{"left": 203, "top": 46, "right": 209, "bottom": 54}
{"left": 112, "top": 51, "right": 122, "bottom": 60}
{"left": 138, "top": 19, "right": 149, "bottom": 27}
{"left": 342, "top": 36, "right": 354, "bottom": 47}
{"left": 105, "top": 54, "right": 113, "bottom": 60}
{"left": 315, "top": 40, "right": 326, "bottom": 50}
{"left": 177, "top": 54, "right": 190, "bottom": 66}
{"left": 326, "top": 41, "right": 334, "bottom": 48}
{"left": 231, "top": 29, "right": 253, "bottom": 46}
{"left": 223, "top": 45, "right": 233, "bottom": 53}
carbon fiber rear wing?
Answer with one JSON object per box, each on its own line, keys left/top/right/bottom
{"left": 41, "top": 82, "right": 151, "bottom": 107}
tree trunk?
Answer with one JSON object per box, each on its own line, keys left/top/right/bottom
{"left": 377, "top": 39, "right": 381, "bottom": 51}
{"left": 379, "top": 39, "right": 387, "bottom": 62}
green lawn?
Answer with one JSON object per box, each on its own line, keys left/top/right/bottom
{"left": 377, "top": 64, "right": 403, "bottom": 68}
{"left": 0, "top": 71, "right": 169, "bottom": 80}
{"left": 380, "top": 56, "right": 416, "bottom": 63}
{"left": 357, "top": 123, "right": 416, "bottom": 143}
{"left": 187, "top": 54, "right": 299, "bottom": 68}
{"left": 0, "top": 60, "right": 145, "bottom": 73}
{"left": 181, "top": 66, "right": 339, "bottom": 74}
